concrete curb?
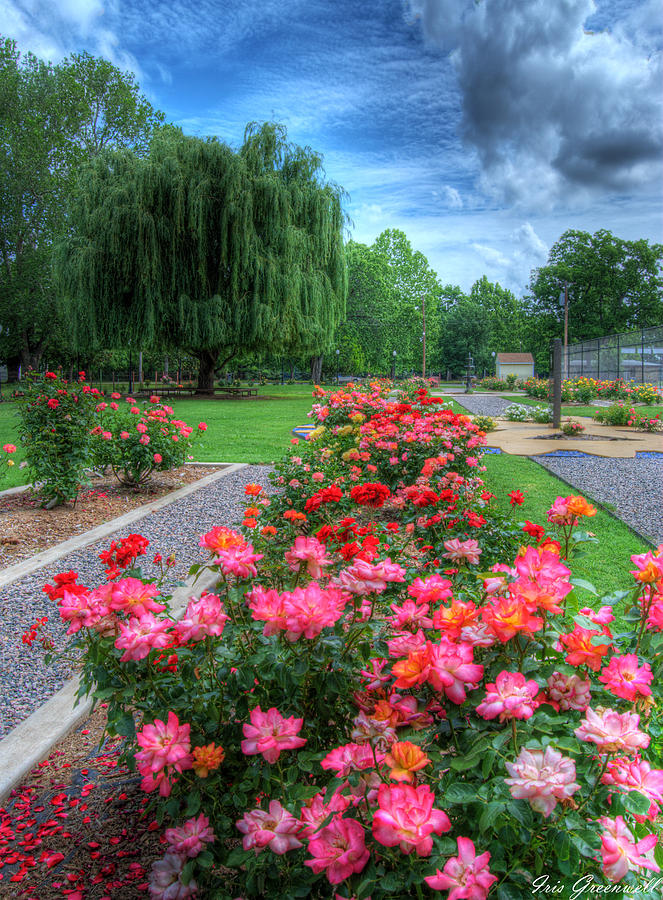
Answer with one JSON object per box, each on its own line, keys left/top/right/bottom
{"left": 0, "top": 463, "right": 247, "bottom": 590}
{"left": 0, "top": 483, "right": 29, "bottom": 498}
{"left": 0, "top": 568, "right": 220, "bottom": 802}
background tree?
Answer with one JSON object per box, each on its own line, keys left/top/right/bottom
{"left": 469, "top": 276, "right": 527, "bottom": 373}
{"left": 437, "top": 294, "right": 488, "bottom": 377}
{"left": 58, "top": 123, "right": 347, "bottom": 390}
{"left": 330, "top": 240, "right": 399, "bottom": 375}
{"left": 0, "top": 38, "right": 164, "bottom": 371}
{"left": 371, "top": 229, "right": 443, "bottom": 374}
{"left": 526, "top": 229, "right": 663, "bottom": 373}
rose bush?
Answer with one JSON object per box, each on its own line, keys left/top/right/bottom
{"left": 49, "top": 385, "right": 663, "bottom": 899}
{"left": 0, "top": 442, "right": 17, "bottom": 482}
{"left": 18, "top": 370, "right": 100, "bottom": 505}
{"left": 92, "top": 393, "right": 206, "bottom": 487}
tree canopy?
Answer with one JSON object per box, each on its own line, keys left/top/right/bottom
{"left": 0, "top": 38, "right": 164, "bottom": 369}
{"left": 58, "top": 123, "right": 347, "bottom": 389}
{"left": 526, "top": 228, "right": 663, "bottom": 371}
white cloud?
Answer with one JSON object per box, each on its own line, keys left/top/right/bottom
{"left": 440, "top": 185, "right": 463, "bottom": 209}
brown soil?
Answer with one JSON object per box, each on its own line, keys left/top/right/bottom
{"left": 0, "top": 707, "right": 164, "bottom": 899}
{"left": 0, "top": 466, "right": 225, "bottom": 569}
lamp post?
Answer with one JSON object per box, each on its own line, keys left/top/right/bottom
{"left": 464, "top": 353, "right": 474, "bottom": 393}
{"left": 335, "top": 348, "right": 340, "bottom": 385}
{"left": 391, "top": 350, "right": 396, "bottom": 380}
{"left": 128, "top": 341, "right": 133, "bottom": 396}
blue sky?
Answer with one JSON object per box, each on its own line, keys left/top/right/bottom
{"left": 2, "top": 0, "right": 661, "bottom": 293}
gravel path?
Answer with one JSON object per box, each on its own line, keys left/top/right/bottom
{"left": 449, "top": 394, "right": 514, "bottom": 417}
{"left": 533, "top": 455, "right": 663, "bottom": 546}
{"left": 0, "top": 465, "right": 273, "bottom": 739}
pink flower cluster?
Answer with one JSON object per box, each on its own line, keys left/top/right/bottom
{"left": 247, "top": 582, "right": 349, "bottom": 640}
{"left": 241, "top": 706, "right": 306, "bottom": 763}
{"left": 135, "top": 712, "right": 192, "bottom": 797}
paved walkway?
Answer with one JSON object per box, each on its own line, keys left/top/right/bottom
{"left": 442, "top": 392, "right": 662, "bottom": 545}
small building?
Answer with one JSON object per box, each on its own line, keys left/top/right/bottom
{"left": 495, "top": 352, "right": 535, "bottom": 380}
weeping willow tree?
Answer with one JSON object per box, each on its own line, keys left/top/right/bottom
{"left": 57, "top": 122, "right": 347, "bottom": 389}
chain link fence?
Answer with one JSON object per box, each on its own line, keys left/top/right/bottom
{"left": 565, "top": 324, "right": 663, "bottom": 386}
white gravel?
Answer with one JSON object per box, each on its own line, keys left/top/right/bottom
{"left": 451, "top": 394, "right": 514, "bottom": 417}
{"left": 0, "top": 465, "right": 274, "bottom": 739}
{"left": 532, "top": 455, "right": 663, "bottom": 546}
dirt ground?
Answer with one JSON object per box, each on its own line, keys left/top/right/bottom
{"left": 0, "top": 466, "right": 224, "bottom": 569}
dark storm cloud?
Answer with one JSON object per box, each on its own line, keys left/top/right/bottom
{"left": 410, "top": 0, "right": 662, "bottom": 205}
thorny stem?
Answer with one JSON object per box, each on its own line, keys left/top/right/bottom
{"left": 511, "top": 719, "right": 519, "bottom": 755}
{"left": 635, "top": 586, "right": 653, "bottom": 655}
{"left": 576, "top": 755, "right": 611, "bottom": 815}
{"left": 448, "top": 715, "right": 460, "bottom": 753}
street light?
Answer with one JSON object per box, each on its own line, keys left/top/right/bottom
{"left": 128, "top": 341, "right": 133, "bottom": 395}
{"left": 335, "top": 348, "right": 340, "bottom": 385}
{"left": 464, "top": 353, "right": 475, "bottom": 393}
{"left": 391, "top": 350, "right": 397, "bottom": 380}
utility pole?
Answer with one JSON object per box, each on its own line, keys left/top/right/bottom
{"left": 563, "top": 282, "right": 569, "bottom": 381}
{"left": 422, "top": 296, "right": 426, "bottom": 379}
{"left": 552, "top": 339, "right": 562, "bottom": 428}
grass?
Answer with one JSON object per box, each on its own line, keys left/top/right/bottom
{"left": 480, "top": 453, "right": 650, "bottom": 595}
{"left": 499, "top": 395, "right": 663, "bottom": 419}
{"left": 439, "top": 396, "right": 473, "bottom": 415}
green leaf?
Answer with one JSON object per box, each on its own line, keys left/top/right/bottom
{"left": 479, "top": 801, "right": 505, "bottom": 833}
{"left": 624, "top": 790, "right": 652, "bottom": 816}
{"left": 185, "top": 789, "right": 201, "bottom": 817}
{"left": 226, "top": 847, "right": 252, "bottom": 867}
{"left": 569, "top": 831, "right": 597, "bottom": 858}
{"left": 442, "top": 783, "right": 477, "bottom": 804}
{"left": 113, "top": 712, "right": 136, "bottom": 737}
{"left": 570, "top": 577, "right": 598, "bottom": 595}
{"left": 506, "top": 800, "right": 532, "bottom": 827}
{"left": 449, "top": 753, "right": 483, "bottom": 771}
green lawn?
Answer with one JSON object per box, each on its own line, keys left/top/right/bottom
{"left": 499, "top": 395, "right": 663, "bottom": 419}
{"left": 481, "top": 453, "right": 650, "bottom": 594}
{"left": 438, "top": 396, "right": 472, "bottom": 415}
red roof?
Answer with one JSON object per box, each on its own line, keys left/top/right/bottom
{"left": 497, "top": 353, "right": 534, "bottom": 364}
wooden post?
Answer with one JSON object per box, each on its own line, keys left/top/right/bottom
{"left": 552, "top": 339, "right": 562, "bottom": 428}
{"left": 563, "top": 282, "right": 569, "bottom": 381}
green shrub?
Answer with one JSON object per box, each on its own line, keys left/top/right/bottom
{"left": 531, "top": 404, "right": 553, "bottom": 423}
{"left": 471, "top": 414, "right": 497, "bottom": 432}
{"left": 93, "top": 394, "right": 205, "bottom": 487}
{"left": 504, "top": 403, "right": 532, "bottom": 421}
{"left": 593, "top": 402, "right": 634, "bottom": 427}
{"left": 18, "top": 370, "right": 99, "bottom": 506}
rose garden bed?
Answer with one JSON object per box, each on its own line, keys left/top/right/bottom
{"left": 2, "top": 382, "right": 663, "bottom": 899}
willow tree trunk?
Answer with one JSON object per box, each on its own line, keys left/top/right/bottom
{"left": 310, "top": 355, "right": 323, "bottom": 384}
{"left": 196, "top": 349, "right": 218, "bottom": 392}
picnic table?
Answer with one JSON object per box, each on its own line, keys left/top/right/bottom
{"left": 135, "top": 386, "right": 197, "bottom": 398}
{"left": 135, "top": 386, "right": 260, "bottom": 399}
